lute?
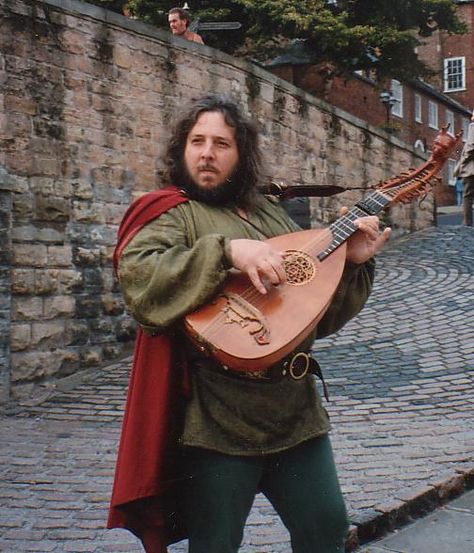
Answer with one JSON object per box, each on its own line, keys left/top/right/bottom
{"left": 184, "top": 127, "right": 462, "bottom": 371}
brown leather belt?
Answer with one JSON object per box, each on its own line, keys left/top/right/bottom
{"left": 216, "top": 352, "right": 330, "bottom": 401}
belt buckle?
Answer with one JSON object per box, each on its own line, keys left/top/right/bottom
{"left": 288, "top": 352, "right": 310, "bottom": 380}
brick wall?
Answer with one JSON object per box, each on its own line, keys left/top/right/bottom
{"left": 417, "top": 2, "right": 474, "bottom": 108}
{"left": 0, "top": 0, "right": 429, "bottom": 402}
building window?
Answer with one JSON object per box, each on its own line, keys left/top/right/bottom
{"left": 444, "top": 57, "right": 465, "bottom": 92}
{"left": 428, "top": 101, "right": 438, "bottom": 129}
{"left": 391, "top": 80, "right": 403, "bottom": 118}
{"left": 445, "top": 109, "right": 454, "bottom": 135}
{"left": 414, "top": 94, "right": 422, "bottom": 123}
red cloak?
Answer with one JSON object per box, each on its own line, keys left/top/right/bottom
{"left": 107, "top": 186, "right": 190, "bottom": 552}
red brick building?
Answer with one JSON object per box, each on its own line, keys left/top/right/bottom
{"left": 417, "top": 0, "right": 474, "bottom": 109}
{"left": 267, "top": 1, "right": 474, "bottom": 206}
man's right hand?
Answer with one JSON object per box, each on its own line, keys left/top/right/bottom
{"left": 228, "top": 239, "right": 286, "bottom": 294}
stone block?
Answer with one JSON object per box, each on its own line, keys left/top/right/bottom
{"left": 10, "top": 323, "right": 31, "bottom": 351}
{"left": 13, "top": 192, "right": 35, "bottom": 219}
{"left": 58, "top": 269, "right": 83, "bottom": 293}
{"left": 43, "top": 295, "right": 75, "bottom": 318}
{"left": 4, "top": 94, "right": 37, "bottom": 115}
{"left": 48, "top": 245, "right": 73, "bottom": 267}
{"left": 72, "top": 200, "right": 105, "bottom": 224}
{"left": 35, "top": 195, "right": 71, "bottom": 222}
{"left": 31, "top": 321, "right": 65, "bottom": 346}
{"left": 73, "top": 247, "right": 101, "bottom": 266}
{"left": 10, "top": 351, "right": 55, "bottom": 382}
{"left": 12, "top": 296, "right": 43, "bottom": 321}
{"left": 60, "top": 30, "right": 86, "bottom": 55}
{"left": 13, "top": 244, "right": 48, "bottom": 267}
{"left": 32, "top": 157, "right": 62, "bottom": 177}
{"left": 11, "top": 348, "right": 81, "bottom": 383}
{"left": 35, "top": 270, "right": 60, "bottom": 295}
{"left": 29, "top": 176, "right": 56, "bottom": 195}
{"left": 114, "top": 44, "right": 133, "bottom": 69}
{"left": 11, "top": 269, "right": 35, "bottom": 294}
{"left": 72, "top": 180, "right": 94, "bottom": 200}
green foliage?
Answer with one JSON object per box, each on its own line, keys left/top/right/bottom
{"left": 87, "top": 0, "right": 466, "bottom": 82}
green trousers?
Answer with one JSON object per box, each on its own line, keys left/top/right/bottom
{"left": 180, "top": 434, "right": 349, "bottom": 553}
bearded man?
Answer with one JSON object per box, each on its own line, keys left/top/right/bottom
{"left": 108, "top": 95, "right": 390, "bottom": 553}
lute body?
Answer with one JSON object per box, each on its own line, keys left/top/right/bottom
{"left": 185, "top": 229, "right": 346, "bottom": 370}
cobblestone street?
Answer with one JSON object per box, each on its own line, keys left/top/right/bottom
{"left": 1, "top": 225, "right": 473, "bottom": 553}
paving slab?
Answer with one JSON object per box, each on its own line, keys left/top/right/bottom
{"left": 1, "top": 225, "right": 473, "bottom": 552}
{"left": 358, "top": 490, "right": 474, "bottom": 553}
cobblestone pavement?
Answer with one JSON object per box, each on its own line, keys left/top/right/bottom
{"left": 1, "top": 226, "right": 473, "bottom": 553}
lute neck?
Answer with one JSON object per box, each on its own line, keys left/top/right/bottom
{"left": 317, "top": 190, "right": 391, "bottom": 261}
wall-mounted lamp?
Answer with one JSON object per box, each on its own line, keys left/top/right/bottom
{"left": 379, "top": 90, "right": 397, "bottom": 124}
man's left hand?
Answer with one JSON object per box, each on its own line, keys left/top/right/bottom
{"left": 343, "top": 210, "right": 391, "bottom": 265}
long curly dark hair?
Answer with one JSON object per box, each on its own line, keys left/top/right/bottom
{"left": 163, "top": 94, "right": 262, "bottom": 210}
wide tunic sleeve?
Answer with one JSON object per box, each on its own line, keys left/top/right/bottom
{"left": 117, "top": 206, "right": 230, "bottom": 331}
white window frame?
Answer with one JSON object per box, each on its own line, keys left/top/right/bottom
{"left": 444, "top": 57, "right": 466, "bottom": 92}
{"left": 414, "top": 94, "right": 422, "bottom": 123}
{"left": 445, "top": 109, "right": 455, "bottom": 135}
{"left": 428, "top": 101, "right": 438, "bottom": 129}
{"left": 391, "top": 79, "right": 403, "bottom": 118}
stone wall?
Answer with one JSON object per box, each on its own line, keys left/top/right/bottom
{"left": 0, "top": 0, "right": 428, "bottom": 402}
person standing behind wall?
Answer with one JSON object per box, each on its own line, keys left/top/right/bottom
{"left": 454, "top": 110, "right": 474, "bottom": 226}
{"left": 168, "top": 7, "right": 204, "bottom": 44}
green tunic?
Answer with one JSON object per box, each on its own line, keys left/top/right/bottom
{"left": 118, "top": 196, "right": 375, "bottom": 456}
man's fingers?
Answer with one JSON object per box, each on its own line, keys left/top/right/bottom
{"left": 248, "top": 267, "right": 267, "bottom": 295}
{"left": 375, "top": 227, "right": 391, "bottom": 252}
{"left": 354, "top": 216, "right": 380, "bottom": 240}
{"left": 339, "top": 206, "right": 349, "bottom": 216}
{"left": 259, "top": 260, "right": 283, "bottom": 286}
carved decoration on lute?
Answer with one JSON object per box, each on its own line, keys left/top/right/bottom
{"left": 221, "top": 292, "right": 270, "bottom": 345}
{"left": 318, "top": 125, "right": 462, "bottom": 261}
{"left": 283, "top": 250, "right": 317, "bottom": 285}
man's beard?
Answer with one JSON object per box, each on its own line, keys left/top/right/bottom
{"left": 179, "top": 164, "right": 243, "bottom": 207}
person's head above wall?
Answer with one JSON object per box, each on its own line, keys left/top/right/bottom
{"left": 168, "top": 7, "right": 191, "bottom": 36}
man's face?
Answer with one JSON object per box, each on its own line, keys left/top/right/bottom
{"left": 184, "top": 111, "right": 239, "bottom": 190}
{"left": 168, "top": 13, "right": 187, "bottom": 36}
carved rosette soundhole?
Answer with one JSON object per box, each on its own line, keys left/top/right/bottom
{"left": 283, "top": 250, "right": 316, "bottom": 285}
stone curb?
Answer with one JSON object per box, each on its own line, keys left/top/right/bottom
{"left": 346, "top": 466, "right": 474, "bottom": 550}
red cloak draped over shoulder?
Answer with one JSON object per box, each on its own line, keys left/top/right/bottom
{"left": 107, "top": 186, "right": 189, "bottom": 552}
